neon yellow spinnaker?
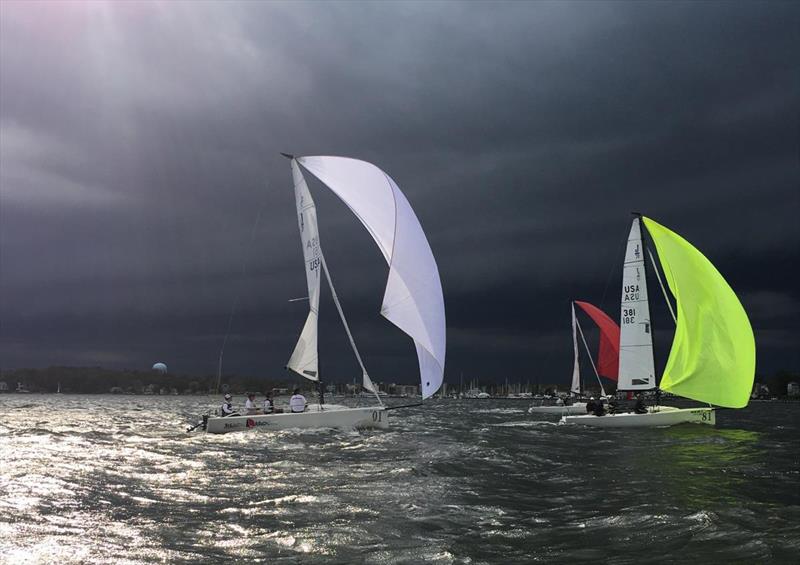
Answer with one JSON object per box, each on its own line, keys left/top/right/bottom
{"left": 643, "top": 217, "right": 755, "bottom": 408}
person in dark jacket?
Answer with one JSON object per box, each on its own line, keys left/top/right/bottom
{"left": 220, "top": 394, "right": 236, "bottom": 417}
{"left": 593, "top": 398, "right": 606, "bottom": 416}
{"left": 585, "top": 397, "right": 597, "bottom": 414}
{"left": 608, "top": 396, "right": 619, "bottom": 415}
{"left": 634, "top": 393, "right": 648, "bottom": 414}
{"left": 263, "top": 392, "right": 274, "bottom": 414}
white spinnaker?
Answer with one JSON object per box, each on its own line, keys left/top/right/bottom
{"left": 297, "top": 156, "right": 446, "bottom": 399}
{"left": 618, "top": 217, "right": 656, "bottom": 390}
{"left": 287, "top": 160, "right": 321, "bottom": 381}
{"left": 571, "top": 303, "right": 581, "bottom": 395}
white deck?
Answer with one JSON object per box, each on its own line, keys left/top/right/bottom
{"left": 560, "top": 405, "right": 715, "bottom": 428}
{"left": 205, "top": 404, "right": 388, "bottom": 434}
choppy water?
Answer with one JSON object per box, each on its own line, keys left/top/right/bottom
{"left": 0, "top": 395, "right": 798, "bottom": 564}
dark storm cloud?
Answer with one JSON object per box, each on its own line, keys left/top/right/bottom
{"left": 1, "top": 1, "right": 798, "bottom": 384}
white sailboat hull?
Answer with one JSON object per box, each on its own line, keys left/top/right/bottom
{"left": 529, "top": 403, "right": 587, "bottom": 415}
{"left": 205, "top": 405, "right": 388, "bottom": 434}
{"left": 560, "top": 406, "right": 715, "bottom": 428}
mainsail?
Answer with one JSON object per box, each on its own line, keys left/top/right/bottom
{"left": 642, "top": 217, "right": 755, "bottom": 408}
{"left": 570, "top": 303, "right": 581, "bottom": 394}
{"left": 296, "top": 156, "right": 446, "bottom": 399}
{"left": 617, "top": 217, "right": 656, "bottom": 390}
{"left": 286, "top": 160, "right": 321, "bottom": 381}
{"left": 574, "top": 300, "right": 620, "bottom": 380}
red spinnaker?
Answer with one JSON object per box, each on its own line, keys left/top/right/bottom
{"left": 574, "top": 301, "right": 620, "bottom": 381}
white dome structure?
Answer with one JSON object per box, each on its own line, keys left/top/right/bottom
{"left": 152, "top": 362, "right": 168, "bottom": 374}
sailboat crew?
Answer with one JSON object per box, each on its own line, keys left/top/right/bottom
{"left": 220, "top": 394, "right": 236, "bottom": 417}
{"left": 289, "top": 388, "right": 307, "bottom": 413}
{"left": 263, "top": 392, "right": 276, "bottom": 414}
{"left": 634, "top": 393, "right": 648, "bottom": 414}
{"left": 317, "top": 381, "right": 326, "bottom": 405}
{"left": 245, "top": 393, "right": 260, "bottom": 415}
{"left": 608, "top": 396, "right": 619, "bottom": 414}
{"left": 593, "top": 398, "right": 606, "bottom": 417}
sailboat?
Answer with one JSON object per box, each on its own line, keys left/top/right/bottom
{"left": 529, "top": 301, "right": 619, "bottom": 415}
{"left": 203, "top": 155, "right": 446, "bottom": 434}
{"left": 562, "top": 215, "right": 755, "bottom": 427}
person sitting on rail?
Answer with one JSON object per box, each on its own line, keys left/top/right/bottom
{"left": 289, "top": 388, "right": 307, "bottom": 413}
{"left": 634, "top": 393, "right": 648, "bottom": 414}
{"left": 593, "top": 398, "right": 606, "bottom": 416}
{"left": 608, "top": 396, "right": 619, "bottom": 415}
{"left": 263, "top": 392, "right": 275, "bottom": 414}
{"left": 244, "top": 393, "right": 261, "bottom": 415}
{"left": 220, "top": 394, "right": 237, "bottom": 417}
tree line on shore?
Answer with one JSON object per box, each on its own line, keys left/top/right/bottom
{"left": 0, "top": 366, "right": 291, "bottom": 395}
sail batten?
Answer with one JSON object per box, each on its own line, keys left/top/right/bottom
{"left": 297, "top": 156, "right": 446, "bottom": 399}
{"left": 642, "top": 217, "right": 755, "bottom": 408}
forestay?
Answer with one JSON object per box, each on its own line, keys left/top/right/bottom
{"left": 297, "top": 156, "right": 446, "bottom": 399}
{"left": 286, "top": 160, "right": 321, "bottom": 381}
{"left": 642, "top": 217, "right": 755, "bottom": 408}
{"left": 618, "top": 218, "right": 656, "bottom": 390}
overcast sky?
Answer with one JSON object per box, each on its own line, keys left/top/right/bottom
{"left": 1, "top": 0, "right": 798, "bottom": 387}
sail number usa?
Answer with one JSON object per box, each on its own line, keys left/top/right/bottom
{"left": 623, "top": 284, "right": 641, "bottom": 301}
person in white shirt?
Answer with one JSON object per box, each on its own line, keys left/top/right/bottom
{"left": 220, "top": 394, "right": 236, "bottom": 417}
{"left": 289, "top": 388, "right": 307, "bottom": 413}
{"left": 244, "top": 393, "right": 260, "bottom": 415}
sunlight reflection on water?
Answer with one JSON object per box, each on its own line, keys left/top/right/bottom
{"left": 0, "top": 395, "right": 798, "bottom": 563}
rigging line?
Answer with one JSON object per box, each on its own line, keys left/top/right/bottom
{"left": 215, "top": 194, "right": 267, "bottom": 394}
{"left": 648, "top": 248, "right": 677, "bottom": 324}
{"left": 319, "top": 250, "right": 384, "bottom": 407}
{"left": 575, "top": 317, "right": 606, "bottom": 397}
